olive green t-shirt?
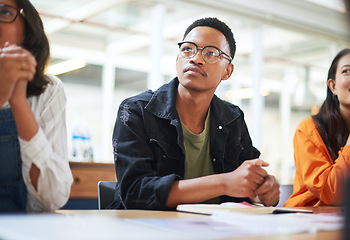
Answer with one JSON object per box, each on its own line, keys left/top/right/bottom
{"left": 182, "top": 109, "right": 220, "bottom": 204}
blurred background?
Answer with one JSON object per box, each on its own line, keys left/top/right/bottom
{"left": 31, "top": 0, "right": 350, "bottom": 184}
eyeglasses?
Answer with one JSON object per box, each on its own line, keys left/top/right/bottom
{"left": 178, "top": 41, "right": 232, "bottom": 64}
{"left": 0, "top": 4, "right": 25, "bottom": 23}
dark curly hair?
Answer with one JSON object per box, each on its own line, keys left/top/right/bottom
{"left": 182, "top": 17, "right": 236, "bottom": 61}
{"left": 16, "top": 0, "right": 50, "bottom": 97}
{"left": 312, "top": 48, "right": 350, "bottom": 162}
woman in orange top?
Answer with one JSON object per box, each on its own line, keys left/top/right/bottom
{"left": 284, "top": 48, "right": 350, "bottom": 207}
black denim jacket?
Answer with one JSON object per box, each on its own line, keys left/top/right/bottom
{"left": 111, "top": 78, "right": 260, "bottom": 210}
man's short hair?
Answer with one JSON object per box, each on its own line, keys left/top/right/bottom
{"left": 182, "top": 17, "right": 236, "bottom": 60}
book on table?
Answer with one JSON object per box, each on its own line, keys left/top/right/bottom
{"left": 176, "top": 201, "right": 313, "bottom": 215}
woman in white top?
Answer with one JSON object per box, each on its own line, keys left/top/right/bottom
{"left": 0, "top": 0, "right": 73, "bottom": 212}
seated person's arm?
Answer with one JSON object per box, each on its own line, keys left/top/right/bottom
{"left": 114, "top": 99, "right": 279, "bottom": 210}
{"left": 12, "top": 77, "right": 73, "bottom": 212}
{"left": 114, "top": 99, "right": 182, "bottom": 210}
{"left": 294, "top": 126, "right": 350, "bottom": 205}
{"left": 166, "top": 159, "right": 280, "bottom": 208}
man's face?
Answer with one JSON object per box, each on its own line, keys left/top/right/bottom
{"left": 176, "top": 26, "right": 233, "bottom": 93}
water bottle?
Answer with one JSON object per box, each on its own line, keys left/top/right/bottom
{"left": 82, "top": 128, "right": 94, "bottom": 162}
{"left": 71, "top": 127, "right": 82, "bottom": 161}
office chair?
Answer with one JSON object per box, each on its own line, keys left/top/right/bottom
{"left": 276, "top": 184, "right": 294, "bottom": 207}
{"left": 97, "top": 181, "right": 117, "bottom": 210}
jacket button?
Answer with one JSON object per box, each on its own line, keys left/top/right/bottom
{"left": 218, "top": 126, "right": 222, "bottom": 130}
{"left": 213, "top": 158, "right": 216, "bottom": 162}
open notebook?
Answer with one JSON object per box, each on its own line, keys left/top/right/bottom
{"left": 177, "top": 202, "right": 313, "bottom": 215}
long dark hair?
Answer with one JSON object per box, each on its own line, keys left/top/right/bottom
{"left": 312, "top": 48, "right": 350, "bottom": 162}
{"left": 16, "top": 0, "right": 50, "bottom": 97}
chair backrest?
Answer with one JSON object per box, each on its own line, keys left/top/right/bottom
{"left": 97, "top": 181, "right": 117, "bottom": 210}
{"left": 277, "top": 184, "right": 294, "bottom": 207}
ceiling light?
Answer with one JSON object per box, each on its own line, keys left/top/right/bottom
{"left": 46, "top": 59, "right": 87, "bottom": 75}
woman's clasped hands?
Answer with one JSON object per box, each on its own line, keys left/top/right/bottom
{"left": 0, "top": 42, "right": 36, "bottom": 106}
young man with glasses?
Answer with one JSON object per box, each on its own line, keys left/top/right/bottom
{"left": 111, "top": 17, "right": 280, "bottom": 210}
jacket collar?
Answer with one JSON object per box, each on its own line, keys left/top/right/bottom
{"left": 145, "top": 77, "right": 179, "bottom": 120}
{"left": 145, "top": 77, "right": 240, "bottom": 125}
{"left": 210, "top": 94, "right": 240, "bottom": 126}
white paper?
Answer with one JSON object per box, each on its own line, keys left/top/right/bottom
{"left": 211, "top": 211, "right": 344, "bottom": 235}
{"left": 132, "top": 211, "right": 344, "bottom": 238}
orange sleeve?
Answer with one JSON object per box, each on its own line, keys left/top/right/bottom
{"left": 293, "top": 118, "right": 350, "bottom": 206}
